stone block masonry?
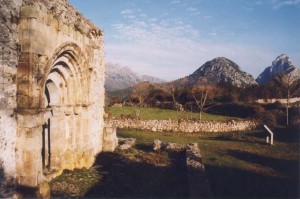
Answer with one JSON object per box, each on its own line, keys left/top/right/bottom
{"left": 0, "top": 0, "right": 116, "bottom": 191}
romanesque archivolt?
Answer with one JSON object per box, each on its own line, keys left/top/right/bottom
{"left": 0, "top": 0, "right": 114, "bottom": 189}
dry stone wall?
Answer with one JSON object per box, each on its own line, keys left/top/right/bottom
{"left": 107, "top": 118, "right": 258, "bottom": 133}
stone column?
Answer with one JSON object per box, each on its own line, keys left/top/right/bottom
{"left": 15, "top": 112, "right": 44, "bottom": 187}
{"left": 103, "top": 125, "right": 118, "bottom": 152}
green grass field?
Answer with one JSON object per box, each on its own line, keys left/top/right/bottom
{"left": 117, "top": 127, "right": 300, "bottom": 198}
{"left": 108, "top": 106, "right": 235, "bottom": 121}
{"left": 49, "top": 125, "right": 299, "bottom": 198}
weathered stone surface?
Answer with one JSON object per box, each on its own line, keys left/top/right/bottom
{"left": 153, "top": 139, "right": 186, "bottom": 151}
{"left": 0, "top": 0, "right": 21, "bottom": 190}
{"left": 118, "top": 138, "right": 136, "bottom": 150}
{"left": 185, "top": 143, "right": 212, "bottom": 197}
{"left": 0, "top": 0, "right": 112, "bottom": 189}
{"left": 103, "top": 126, "right": 118, "bottom": 152}
{"left": 108, "top": 118, "right": 259, "bottom": 133}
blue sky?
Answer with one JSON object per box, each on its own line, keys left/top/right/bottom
{"left": 69, "top": 0, "right": 300, "bottom": 81}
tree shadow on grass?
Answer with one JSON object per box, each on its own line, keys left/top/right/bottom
{"left": 201, "top": 128, "right": 300, "bottom": 145}
{"left": 206, "top": 164, "right": 299, "bottom": 198}
{"left": 205, "top": 149, "right": 299, "bottom": 198}
{"left": 86, "top": 151, "right": 189, "bottom": 199}
{"left": 227, "top": 150, "right": 300, "bottom": 179}
{"left": 201, "top": 132, "right": 268, "bottom": 145}
{"left": 272, "top": 126, "right": 300, "bottom": 143}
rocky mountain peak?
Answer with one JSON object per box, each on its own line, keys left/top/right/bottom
{"left": 272, "top": 54, "right": 294, "bottom": 72}
{"left": 105, "top": 63, "right": 165, "bottom": 91}
{"left": 256, "top": 54, "right": 299, "bottom": 85}
{"left": 189, "top": 57, "right": 257, "bottom": 87}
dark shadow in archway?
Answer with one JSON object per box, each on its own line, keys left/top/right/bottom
{"left": 42, "top": 86, "right": 51, "bottom": 170}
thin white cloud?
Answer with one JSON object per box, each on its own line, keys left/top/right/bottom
{"left": 149, "top": 18, "right": 158, "bottom": 22}
{"left": 186, "top": 7, "right": 201, "bottom": 15}
{"left": 140, "top": 13, "right": 147, "bottom": 17}
{"left": 107, "top": 14, "right": 275, "bottom": 80}
{"left": 187, "top": 7, "right": 198, "bottom": 12}
{"left": 271, "top": 0, "right": 300, "bottom": 9}
{"left": 209, "top": 32, "right": 217, "bottom": 36}
{"left": 121, "top": 9, "right": 134, "bottom": 15}
{"left": 126, "top": 15, "right": 136, "bottom": 19}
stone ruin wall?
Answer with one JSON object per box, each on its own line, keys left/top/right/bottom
{"left": 0, "top": 0, "right": 108, "bottom": 188}
{"left": 0, "top": 0, "right": 22, "bottom": 183}
{"left": 107, "top": 118, "right": 259, "bottom": 133}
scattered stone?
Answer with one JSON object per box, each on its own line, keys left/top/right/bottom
{"left": 153, "top": 140, "right": 212, "bottom": 197}
{"left": 185, "top": 143, "right": 212, "bottom": 198}
{"left": 118, "top": 138, "right": 136, "bottom": 150}
{"left": 153, "top": 139, "right": 163, "bottom": 151}
{"left": 153, "top": 140, "right": 185, "bottom": 151}
{"left": 186, "top": 143, "right": 204, "bottom": 170}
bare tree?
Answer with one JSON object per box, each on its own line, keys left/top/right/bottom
{"left": 191, "top": 86, "right": 214, "bottom": 121}
{"left": 275, "top": 73, "right": 300, "bottom": 126}
{"left": 127, "top": 84, "right": 159, "bottom": 119}
{"left": 159, "top": 85, "right": 184, "bottom": 120}
{"left": 128, "top": 88, "right": 149, "bottom": 119}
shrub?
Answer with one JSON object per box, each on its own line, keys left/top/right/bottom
{"left": 259, "top": 109, "right": 285, "bottom": 127}
{"left": 260, "top": 110, "right": 278, "bottom": 127}
{"left": 289, "top": 107, "right": 300, "bottom": 126}
{"left": 208, "top": 103, "right": 259, "bottom": 118}
{"left": 264, "top": 101, "right": 282, "bottom": 110}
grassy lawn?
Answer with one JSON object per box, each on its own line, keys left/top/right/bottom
{"left": 117, "top": 127, "right": 300, "bottom": 198}
{"left": 86, "top": 148, "right": 188, "bottom": 198}
{"left": 108, "top": 106, "right": 236, "bottom": 121}
{"left": 49, "top": 126, "right": 299, "bottom": 198}
{"left": 51, "top": 145, "right": 189, "bottom": 198}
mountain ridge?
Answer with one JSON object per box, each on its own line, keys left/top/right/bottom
{"left": 162, "top": 57, "right": 257, "bottom": 89}
{"left": 256, "top": 54, "right": 300, "bottom": 85}
{"left": 105, "top": 63, "right": 165, "bottom": 91}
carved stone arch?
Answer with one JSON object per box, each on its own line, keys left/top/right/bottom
{"left": 39, "top": 42, "right": 92, "bottom": 175}
{"left": 43, "top": 42, "right": 91, "bottom": 107}
{"left": 11, "top": 1, "right": 107, "bottom": 188}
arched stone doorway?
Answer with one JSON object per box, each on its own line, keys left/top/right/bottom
{"left": 9, "top": 1, "right": 107, "bottom": 188}
{"left": 41, "top": 43, "right": 92, "bottom": 176}
{"left": 15, "top": 42, "right": 104, "bottom": 186}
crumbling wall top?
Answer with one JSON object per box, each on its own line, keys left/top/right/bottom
{"left": 22, "top": 0, "right": 102, "bottom": 38}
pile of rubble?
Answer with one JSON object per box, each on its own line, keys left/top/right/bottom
{"left": 153, "top": 140, "right": 212, "bottom": 197}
